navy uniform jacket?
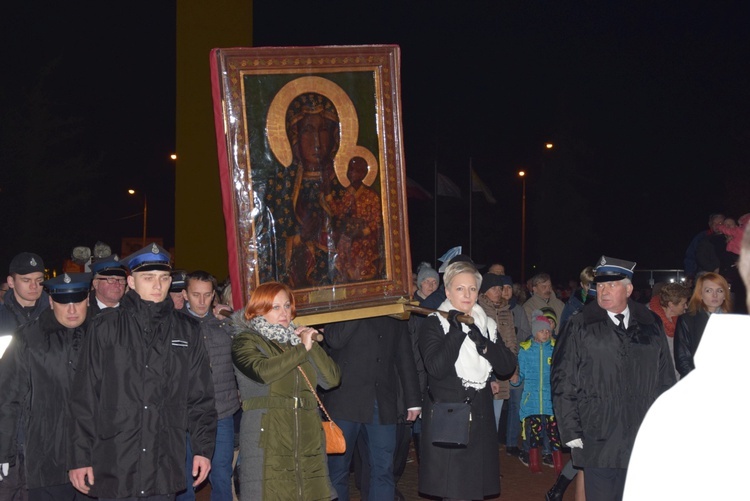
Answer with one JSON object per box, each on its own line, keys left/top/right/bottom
{"left": 69, "top": 290, "right": 217, "bottom": 498}
{"left": 0, "top": 291, "right": 50, "bottom": 333}
{"left": 0, "top": 310, "right": 88, "bottom": 489}
{"left": 551, "top": 299, "right": 676, "bottom": 468}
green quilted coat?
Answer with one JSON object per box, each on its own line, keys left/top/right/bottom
{"left": 232, "top": 326, "right": 341, "bottom": 500}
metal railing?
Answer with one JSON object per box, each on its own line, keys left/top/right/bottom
{"left": 633, "top": 269, "right": 686, "bottom": 288}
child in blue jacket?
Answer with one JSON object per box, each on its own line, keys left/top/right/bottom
{"left": 512, "top": 309, "right": 562, "bottom": 474}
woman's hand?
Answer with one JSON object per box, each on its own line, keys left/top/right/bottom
{"left": 295, "top": 326, "right": 317, "bottom": 351}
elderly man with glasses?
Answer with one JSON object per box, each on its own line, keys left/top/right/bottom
{"left": 89, "top": 257, "right": 128, "bottom": 316}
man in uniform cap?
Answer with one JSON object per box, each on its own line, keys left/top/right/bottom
{"left": 89, "top": 257, "right": 128, "bottom": 316}
{"left": 550, "top": 256, "right": 675, "bottom": 501}
{"left": 68, "top": 243, "right": 217, "bottom": 499}
{"left": 169, "top": 270, "right": 187, "bottom": 310}
{"left": 0, "top": 273, "right": 91, "bottom": 500}
{"left": 0, "top": 252, "right": 50, "bottom": 333}
{"left": 0, "top": 252, "right": 50, "bottom": 501}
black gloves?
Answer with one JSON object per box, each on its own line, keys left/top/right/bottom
{"left": 447, "top": 310, "right": 488, "bottom": 354}
{"left": 447, "top": 309, "right": 464, "bottom": 331}
{"left": 467, "top": 324, "right": 488, "bottom": 353}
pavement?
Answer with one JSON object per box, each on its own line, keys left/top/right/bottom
{"left": 198, "top": 443, "right": 577, "bottom": 500}
{"left": 363, "top": 443, "right": 576, "bottom": 501}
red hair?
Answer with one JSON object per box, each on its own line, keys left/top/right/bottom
{"left": 244, "top": 282, "right": 296, "bottom": 321}
{"left": 688, "top": 272, "right": 732, "bottom": 314}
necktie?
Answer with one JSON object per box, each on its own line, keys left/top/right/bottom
{"left": 615, "top": 313, "right": 626, "bottom": 330}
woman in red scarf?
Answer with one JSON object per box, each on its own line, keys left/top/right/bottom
{"left": 648, "top": 282, "right": 691, "bottom": 379}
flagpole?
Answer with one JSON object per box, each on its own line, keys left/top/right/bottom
{"left": 433, "top": 160, "right": 438, "bottom": 268}
{"left": 469, "top": 157, "right": 473, "bottom": 259}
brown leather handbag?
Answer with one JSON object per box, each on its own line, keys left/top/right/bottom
{"left": 298, "top": 366, "right": 346, "bottom": 454}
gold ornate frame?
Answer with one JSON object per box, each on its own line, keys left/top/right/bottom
{"left": 210, "top": 45, "right": 412, "bottom": 319}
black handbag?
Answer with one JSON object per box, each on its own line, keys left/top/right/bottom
{"left": 429, "top": 388, "right": 477, "bottom": 448}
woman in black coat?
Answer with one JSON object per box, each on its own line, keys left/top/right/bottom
{"left": 417, "top": 261, "right": 516, "bottom": 500}
{"left": 674, "top": 272, "right": 732, "bottom": 378}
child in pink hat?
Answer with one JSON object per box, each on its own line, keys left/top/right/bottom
{"left": 716, "top": 213, "right": 750, "bottom": 257}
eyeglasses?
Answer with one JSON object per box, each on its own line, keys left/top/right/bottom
{"left": 96, "top": 277, "right": 126, "bottom": 285}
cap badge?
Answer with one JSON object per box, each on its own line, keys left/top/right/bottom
{"left": 30, "top": 258, "right": 37, "bottom": 266}
{"left": 151, "top": 243, "right": 159, "bottom": 254}
{"left": 63, "top": 273, "right": 71, "bottom": 284}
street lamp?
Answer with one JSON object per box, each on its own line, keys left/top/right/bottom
{"left": 128, "top": 189, "right": 148, "bottom": 247}
{"left": 518, "top": 171, "right": 526, "bottom": 284}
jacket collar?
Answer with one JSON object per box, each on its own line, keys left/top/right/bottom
{"left": 583, "top": 298, "right": 656, "bottom": 326}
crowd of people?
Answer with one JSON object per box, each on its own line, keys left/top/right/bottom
{"left": 0, "top": 210, "right": 748, "bottom": 501}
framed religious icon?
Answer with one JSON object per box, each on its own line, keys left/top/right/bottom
{"left": 210, "top": 45, "right": 413, "bottom": 320}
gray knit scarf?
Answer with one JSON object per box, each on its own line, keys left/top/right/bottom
{"left": 248, "top": 316, "right": 301, "bottom": 346}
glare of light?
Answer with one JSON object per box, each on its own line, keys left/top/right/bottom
{"left": 518, "top": 170, "right": 526, "bottom": 177}
{"left": 170, "top": 154, "right": 177, "bottom": 161}
{"left": 669, "top": 278, "right": 675, "bottom": 283}
{"left": 545, "top": 143, "right": 554, "bottom": 149}
{"left": 0, "top": 335, "right": 12, "bottom": 359}
{"left": 128, "top": 189, "right": 136, "bottom": 195}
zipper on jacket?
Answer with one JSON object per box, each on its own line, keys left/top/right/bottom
{"left": 295, "top": 369, "right": 303, "bottom": 500}
{"left": 538, "top": 343, "right": 544, "bottom": 414}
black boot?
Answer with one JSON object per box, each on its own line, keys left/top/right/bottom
{"left": 545, "top": 473, "right": 573, "bottom": 501}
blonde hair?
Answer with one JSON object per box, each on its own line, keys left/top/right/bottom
{"left": 443, "top": 261, "right": 482, "bottom": 290}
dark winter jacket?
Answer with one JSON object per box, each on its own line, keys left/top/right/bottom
{"left": 69, "top": 290, "right": 217, "bottom": 498}
{"left": 0, "top": 290, "right": 50, "bottom": 333}
{"left": 673, "top": 310, "right": 711, "bottom": 378}
{"left": 181, "top": 306, "right": 240, "bottom": 419}
{"left": 551, "top": 299, "right": 676, "bottom": 468}
{"left": 0, "top": 309, "right": 88, "bottom": 489}
{"left": 559, "top": 288, "right": 595, "bottom": 330}
{"left": 87, "top": 290, "right": 120, "bottom": 319}
{"left": 417, "top": 314, "right": 517, "bottom": 500}
{"left": 322, "top": 316, "right": 422, "bottom": 424}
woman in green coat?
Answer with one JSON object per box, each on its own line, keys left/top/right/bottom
{"left": 232, "top": 282, "right": 341, "bottom": 500}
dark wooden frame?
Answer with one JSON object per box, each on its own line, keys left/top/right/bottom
{"left": 210, "top": 45, "right": 412, "bottom": 317}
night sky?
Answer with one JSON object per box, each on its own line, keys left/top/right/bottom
{"left": 2, "top": 2, "right": 749, "bottom": 284}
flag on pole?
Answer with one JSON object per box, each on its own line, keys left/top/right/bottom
{"left": 436, "top": 173, "right": 462, "bottom": 198}
{"left": 438, "top": 245, "right": 462, "bottom": 272}
{"left": 470, "top": 168, "right": 496, "bottom": 204}
{"left": 406, "top": 177, "right": 433, "bottom": 200}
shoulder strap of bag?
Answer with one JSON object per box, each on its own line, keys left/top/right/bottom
{"left": 297, "top": 366, "right": 335, "bottom": 423}
{"left": 265, "top": 337, "right": 336, "bottom": 423}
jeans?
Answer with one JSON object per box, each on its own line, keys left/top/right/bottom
{"left": 176, "top": 416, "right": 235, "bottom": 501}
{"left": 328, "top": 402, "right": 396, "bottom": 501}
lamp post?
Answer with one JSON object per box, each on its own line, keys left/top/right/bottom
{"left": 128, "top": 189, "right": 148, "bottom": 247}
{"left": 518, "top": 170, "right": 526, "bottom": 284}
